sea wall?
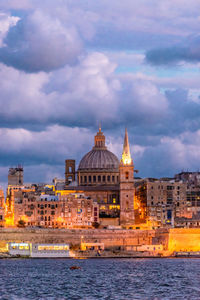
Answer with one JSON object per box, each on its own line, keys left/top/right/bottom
{"left": 0, "top": 228, "right": 163, "bottom": 250}
{"left": 2, "top": 228, "right": 200, "bottom": 253}
{"left": 168, "top": 228, "right": 200, "bottom": 252}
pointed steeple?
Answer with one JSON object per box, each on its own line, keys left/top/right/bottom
{"left": 121, "top": 128, "right": 132, "bottom": 165}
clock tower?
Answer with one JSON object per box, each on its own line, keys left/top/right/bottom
{"left": 119, "top": 128, "right": 135, "bottom": 226}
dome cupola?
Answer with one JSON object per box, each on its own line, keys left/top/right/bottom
{"left": 77, "top": 126, "right": 119, "bottom": 186}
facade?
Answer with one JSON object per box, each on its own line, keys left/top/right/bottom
{"left": 8, "top": 243, "right": 70, "bottom": 257}
{"left": 135, "top": 179, "right": 187, "bottom": 227}
{"left": 8, "top": 166, "right": 23, "bottom": 186}
{"left": 175, "top": 172, "right": 200, "bottom": 186}
{"left": 60, "top": 193, "right": 99, "bottom": 227}
{"left": 5, "top": 185, "right": 99, "bottom": 228}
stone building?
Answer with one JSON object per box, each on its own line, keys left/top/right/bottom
{"left": 64, "top": 127, "right": 135, "bottom": 223}
{"left": 119, "top": 128, "right": 135, "bottom": 225}
{"left": 135, "top": 178, "right": 187, "bottom": 227}
{"left": 64, "top": 126, "right": 121, "bottom": 217}
{"left": 60, "top": 193, "right": 99, "bottom": 228}
{"left": 5, "top": 185, "right": 99, "bottom": 228}
{"left": 8, "top": 166, "right": 23, "bottom": 186}
{"left": 175, "top": 172, "right": 200, "bottom": 186}
{"left": 5, "top": 127, "right": 136, "bottom": 227}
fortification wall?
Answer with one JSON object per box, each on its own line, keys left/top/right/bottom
{"left": 0, "top": 228, "right": 160, "bottom": 249}
{"left": 168, "top": 228, "right": 200, "bottom": 252}
{"left": 1, "top": 228, "right": 200, "bottom": 253}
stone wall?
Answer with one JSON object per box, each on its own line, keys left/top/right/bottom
{"left": 168, "top": 228, "right": 200, "bottom": 252}
{"left": 1, "top": 228, "right": 200, "bottom": 253}
{"left": 0, "top": 228, "right": 158, "bottom": 249}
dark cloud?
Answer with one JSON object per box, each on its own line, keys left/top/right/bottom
{"left": 146, "top": 36, "right": 200, "bottom": 65}
{"left": 0, "top": 10, "right": 82, "bottom": 72}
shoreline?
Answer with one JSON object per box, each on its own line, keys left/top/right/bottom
{"left": 1, "top": 254, "right": 200, "bottom": 259}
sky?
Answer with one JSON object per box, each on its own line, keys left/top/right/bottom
{"left": 0, "top": 0, "right": 200, "bottom": 187}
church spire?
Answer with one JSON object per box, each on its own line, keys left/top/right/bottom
{"left": 121, "top": 128, "right": 132, "bottom": 165}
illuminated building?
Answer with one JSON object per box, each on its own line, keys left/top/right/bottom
{"left": 135, "top": 178, "right": 187, "bottom": 227}
{"left": 5, "top": 184, "right": 99, "bottom": 228}
{"left": 64, "top": 126, "right": 129, "bottom": 219}
{"left": 60, "top": 193, "right": 99, "bottom": 227}
{"left": 119, "top": 128, "right": 135, "bottom": 225}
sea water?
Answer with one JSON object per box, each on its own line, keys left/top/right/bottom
{"left": 0, "top": 258, "right": 200, "bottom": 299}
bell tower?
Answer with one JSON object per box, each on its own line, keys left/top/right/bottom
{"left": 119, "top": 128, "right": 135, "bottom": 226}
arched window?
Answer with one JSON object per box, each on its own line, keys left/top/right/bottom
{"left": 125, "top": 172, "right": 129, "bottom": 179}
{"left": 93, "top": 175, "right": 96, "bottom": 183}
{"left": 98, "top": 175, "right": 101, "bottom": 182}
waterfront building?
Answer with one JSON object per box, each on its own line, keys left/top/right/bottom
{"left": 8, "top": 242, "right": 70, "bottom": 258}
{"left": 60, "top": 193, "right": 99, "bottom": 228}
{"left": 5, "top": 184, "right": 99, "bottom": 228}
{"left": 135, "top": 178, "right": 187, "bottom": 227}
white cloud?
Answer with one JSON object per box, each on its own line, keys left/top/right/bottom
{"left": 0, "top": 13, "right": 19, "bottom": 47}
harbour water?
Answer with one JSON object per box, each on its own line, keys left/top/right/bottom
{"left": 0, "top": 258, "right": 200, "bottom": 299}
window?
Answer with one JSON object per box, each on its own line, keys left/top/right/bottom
{"left": 89, "top": 176, "right": 91, "bottom": 183}
{"left": 98, "top": 175, "right": 101, "bottom": 182}
{"left": 93, "top": 176, "right": 96, "bottom": 182}
{"left": 103, "top": 175, "right": 105, "bottom": 182}
{"left": 125, "top": 172, "right": 129, "bottom": 179}
{"left": 84, "top": 176, "right": 87, "bottom": 183}
{"left": 107, "top": 175, "right": 110, "bottom": 182}
{"left": 112, "top": 176, "right": 115, "bottom": 182}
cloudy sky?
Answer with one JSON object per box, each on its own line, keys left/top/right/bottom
{"left": 0, "top": 0, "right": 200, "bottom": 187}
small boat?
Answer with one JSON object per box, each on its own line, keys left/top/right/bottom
{"left": 70, "top": 266, "right": 81, "bottom": 270}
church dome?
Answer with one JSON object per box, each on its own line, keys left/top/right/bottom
{"left": 78, "top": 148, "right": 119, "bottom": 171}
{"left": 78, "top": 127, "right": 119, "bottom": 172}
